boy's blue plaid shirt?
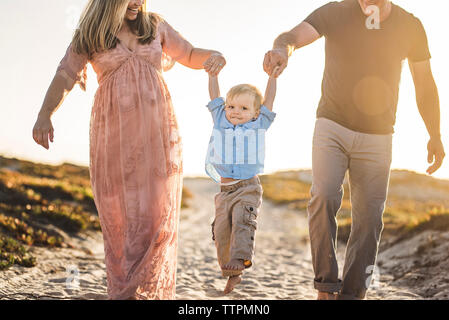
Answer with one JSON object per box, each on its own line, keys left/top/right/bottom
{"left": 205, "top": 97, "right": 276, "bottom": 182}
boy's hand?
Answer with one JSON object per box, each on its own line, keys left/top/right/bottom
{"left": 270, "top": 66, "right": 282, "bottom": 79}
{"left": 204, "top": 53, "right": 226, "bottom": 77}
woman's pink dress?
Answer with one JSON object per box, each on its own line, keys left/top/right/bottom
{"left": 56, "top": 20, "right": 192, "bottom": 300}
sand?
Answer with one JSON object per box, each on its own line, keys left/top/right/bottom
{"left": 1, "top": 177, "right": 448, "bottom": 300}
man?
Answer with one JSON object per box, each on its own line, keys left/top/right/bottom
{"left": 264, "top": 0, "right": 445, "bottom": 300}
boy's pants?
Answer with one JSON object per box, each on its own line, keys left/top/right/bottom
{"left": 211, "top": 176, "right": 263, "bottom": 276}
{"left": 308, "top": 117, "right": 392, "bottom": 299}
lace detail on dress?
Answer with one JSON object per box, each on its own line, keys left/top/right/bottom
{"left": 123, "top": 179, "right": 182, "bottom": 300}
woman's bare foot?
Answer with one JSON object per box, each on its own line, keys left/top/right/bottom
{"left": 222, "top": 259, "right": 245, "bottom": 272}
{"left": 224, "top": 275, "right": 241, "bottom": 294}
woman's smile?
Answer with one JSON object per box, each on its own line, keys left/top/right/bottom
{"left": 127, "top": 7, "right": 139, "bottom": 14}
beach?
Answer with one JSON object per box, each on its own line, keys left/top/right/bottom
{"left": 2, "top": 176, "right": 448, "bottom": 300}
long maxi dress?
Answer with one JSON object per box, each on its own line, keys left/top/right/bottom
{"left": 55, "top": 20, "right": 192, "bottom": 300}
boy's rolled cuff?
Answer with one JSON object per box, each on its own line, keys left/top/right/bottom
{"left": 207, "top": 97, "right": 225, "bottom": 112}
{"left": 259, "top": 105, "right": 276, "bottom": 122}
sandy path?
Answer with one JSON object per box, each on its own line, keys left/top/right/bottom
{"left": 0, "top": 177, "right": 434, "bottom": 300}
{"left": 176, "top": 177, "right": 316, "bottom": 300}
{"left": 176, "top": 178, "right": 421, "bottom": 300}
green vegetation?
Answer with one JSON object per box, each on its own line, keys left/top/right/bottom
{"left": 0, "top": 156, "right": 101, "bottom": 270}
{"left": 0, "top": 235, "right": 36, "bottom": 270}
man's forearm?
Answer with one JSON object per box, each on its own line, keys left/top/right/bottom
{"left": 417, "top": 85, "right": 441, "bottom": 139}
{"left": 273, "top": 32, "right": 296, "bottom": 57}
{"left": 272, "top": 22, "right": 321, "bottom": 56}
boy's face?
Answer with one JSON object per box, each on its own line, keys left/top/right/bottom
{"left": 225, "top": 93, "right": 259, "bottom": 126}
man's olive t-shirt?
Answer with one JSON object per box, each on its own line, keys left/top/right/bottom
{"left": 304, "top": 0, "right": 431, "bottom": 134}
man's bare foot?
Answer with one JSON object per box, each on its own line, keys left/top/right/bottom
{"left": 224, "top": 275, "right": 241, "bottom": 294}
{"left": 336, "top": 293, "right": 360, "bottom": 300}
{"left": 317, "top": 291, "right": 338, "bottom": 300}
{"left": 222, "top": 259, "right": 245, "bottom": 272}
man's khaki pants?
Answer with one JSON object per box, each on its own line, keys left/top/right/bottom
{"left": 211, "top": 176, "right": 263, "bottom": 276}
{"left": 308, "top": 118, "right": 392, "bottom": 299}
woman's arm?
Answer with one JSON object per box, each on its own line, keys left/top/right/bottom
{"left": 32, "top": 72, "right": 75, "bottom": 149}
{"left": 160, "top": 21, "right": 226, "bottom": 76}
{"left": 208, "top": 74, "right": 220, "bottom": 100}
{"left": 38, "top": 72, "right": 76, "bottom": 118}
{"left": 178, "top": 49, "right": 226, "bottom": 76}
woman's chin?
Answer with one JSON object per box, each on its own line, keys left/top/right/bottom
{"left": 125, "top": 14, "right": 138, "bottom": 21}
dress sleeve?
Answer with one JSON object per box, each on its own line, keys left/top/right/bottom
{"left": 159, "top": 20, "right": 194, "bottom": 64}
{"left": 56, "top": 43, "right": 89, "bottom": 91}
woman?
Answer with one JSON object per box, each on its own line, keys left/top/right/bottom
{"left": 32, "top": 0, "right": 225, "bottom": 300}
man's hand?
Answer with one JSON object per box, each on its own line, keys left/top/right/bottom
{"left": 263, "top": 22, "right": 321, "bottom": 78}
{"left": 426, "top": 137, "right": 445, "bottom": 175}
{"left": 263, "top": 48, "right": 288, "bottom": 77}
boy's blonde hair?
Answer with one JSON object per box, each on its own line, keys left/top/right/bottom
{"left": 226, "top": 84, "right": 263, "bottom": 111}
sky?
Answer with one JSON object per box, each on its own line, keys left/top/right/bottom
{"left": 0, "top": 0, "right": 448, "bottom": 180}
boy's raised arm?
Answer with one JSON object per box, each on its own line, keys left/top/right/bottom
{"left": 209, "top": 74, "right": 221, "bottom": 101}
{"left": 263, "top": 66, "right": 281, "bottom": 111}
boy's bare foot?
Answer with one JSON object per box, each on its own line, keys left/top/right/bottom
{"left": 224, "top": 275, "right": 241, "bottom": 294}
{"left": 222, "top": 259, "right": 245, "bottom": 272}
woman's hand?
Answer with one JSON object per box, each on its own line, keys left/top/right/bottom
{"left": 32, "top": 114, "right": 54, "bottom": 150}
{"left": 204, "top": 52, "right": 226, "bottom": 77}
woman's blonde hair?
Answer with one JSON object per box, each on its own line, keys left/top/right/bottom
{"left": 72, "top": 0, "right": 160, "bottom": 58}
{"left": 226, "top": 84, "right": 263, "bottom": 111}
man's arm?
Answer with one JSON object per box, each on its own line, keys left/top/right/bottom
{"left": 263, "top": 22, "right": 321, "bottom": 77}
{"left": 409, "top": 59, "right": 445, "bottom": 174}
